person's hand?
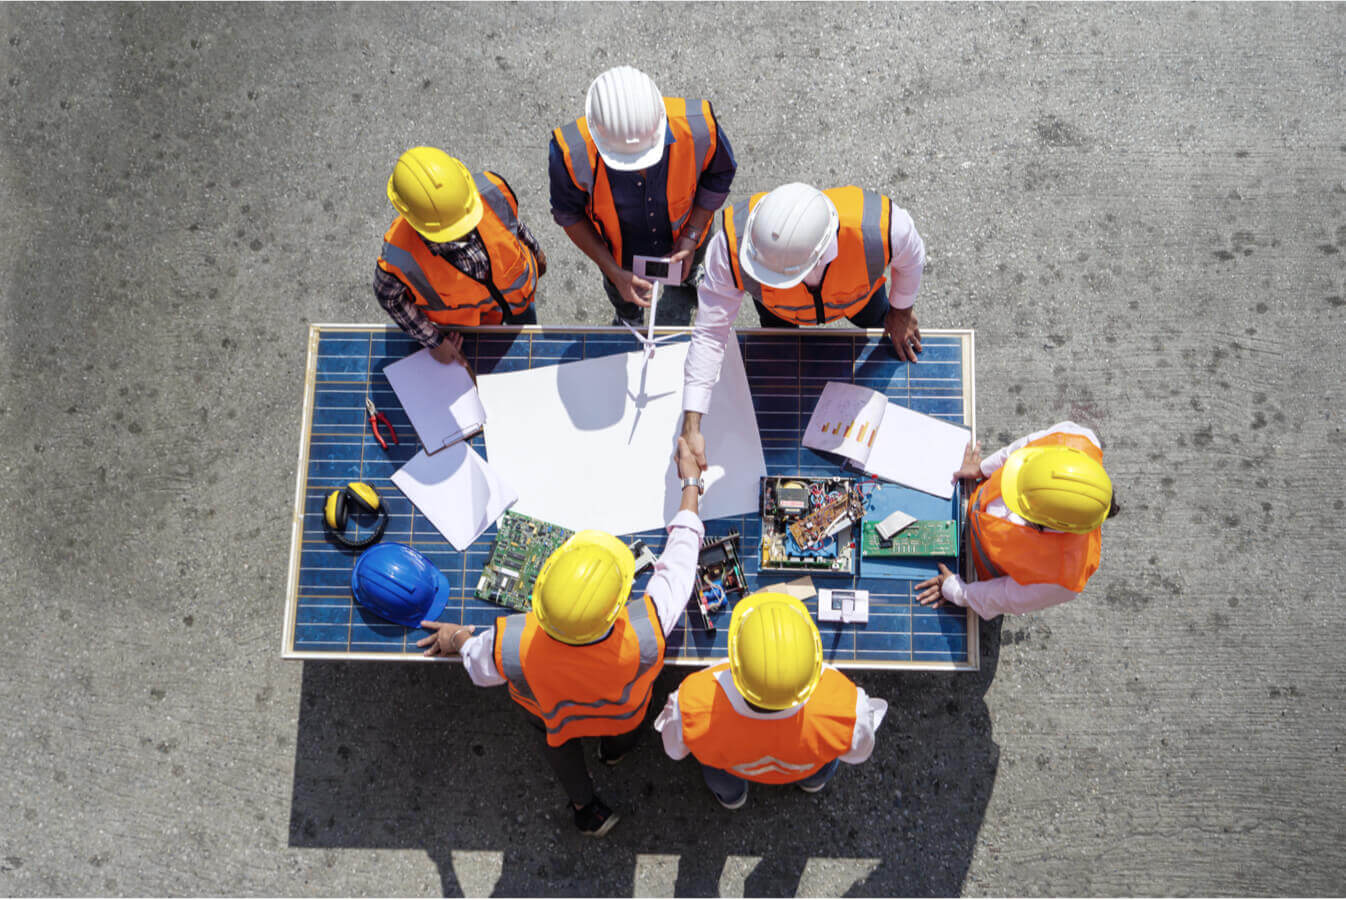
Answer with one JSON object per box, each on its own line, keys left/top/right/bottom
{"left": 675, "top": 436, "right": 704, "bottom": 482}
{"left": 884, "top": 306, "right": 922, "bottom": 362}
{"left": 429, "top": 332, "right": 465, "bottom": 366}
{"left": 954, "top": 438, "right": 983, "bottom": 482}
{"left": 669, "top": 230, "right": 699, "bottom": 283}
{"left": 611, "top": 268, "right": 654, "bottom": 308}
{"left": 536, "top": 248, "right": 548, "bottom": 277}
{"left": 417, "top": 621, "right": 475, "bottom": 658}
{"left": 915, "top": 564, "right": 955, "bottom": 607}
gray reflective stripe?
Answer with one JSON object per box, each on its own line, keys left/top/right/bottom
{"left": 559, "top": 121, "right": 594, "bottom": 193}
{"left": 728, "top": 205, "right": 763, "bottom": 300}
{"left": 498, "top": 615, "right": 536, "bottom": 705}
{"left": 381, "top": 241, "right": 447, "bottom": 310}
{"left": 860, "top": 189, "right": 887, "bottom": 289}
{"left": 529, "top": 598, "right": 663, "bottom": 721}
{"left": 966, "top": 489, "right": 1005, "bottom": 579}
{"left": 544, "top": 683, "right": 655, "bottom": 736}
{"left": 671, "top": 206, "right": 692, "bottom": 232}
{"left": 473, "top": 173, "right": 518, "bottom": 231}
{"left": 682, "top": 98, "right": 712, "bottom": 170}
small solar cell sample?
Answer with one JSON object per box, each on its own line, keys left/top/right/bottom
{"left": 285, "top": 325, "right": 977, "bottom": 669}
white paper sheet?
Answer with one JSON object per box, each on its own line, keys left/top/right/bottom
{"left": 391, "top": 443, "right": 518, "bottom": 550}
{"left": 384, "top": 349, "right": 485, "bottom": 452}
{"left": 865, "top": 403, "right": 970, "bottom": 499}
{"left": 476, "top": 337, "right": 767, "bottom": 535}
{"left": 802, "top": 381, "right": 890, "bottom": 465}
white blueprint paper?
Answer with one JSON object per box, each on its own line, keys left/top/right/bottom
{"left": 476, "top": 338, "right": 766, "bottom": 535}
{"left": 391, "top": 443, "right": 517, "bottom": 550}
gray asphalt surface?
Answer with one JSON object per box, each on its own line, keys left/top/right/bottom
{"left": 3, "top": 2, "right": 1345, "bottom": 896}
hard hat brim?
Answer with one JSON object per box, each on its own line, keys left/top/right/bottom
{"left": 592, "top": 127, "right": 667, "bottom": 171}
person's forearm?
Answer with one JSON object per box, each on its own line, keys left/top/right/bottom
{"left": 563, "top": 220, "right": 621, "bottom": 281}
{"left": 679, "top": 484, "right": 700, "bottom": 514}
{"left": 681, "top": 411, "right": 702, "bottom": 437}
{"left": 683, "top": 204, "right": 715, "bottom": 238}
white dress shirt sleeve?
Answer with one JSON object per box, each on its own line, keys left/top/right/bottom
{"left": 979, "top": 420, "right": 1101, "bottom": 477}
{"left": 839, "top": 686, "right": 889, "bottom": 764}
{"left": 941, "top": 573, "right": 1078, "bottom": 620}
{"left": 886, "top": 205, "right": 925, "bottom": 310}
{"left": 653, "top": 688, "right": 692, "bottom": 760}
{"left": 683, "top": 231, "right": 746, "bottom": 415}
{"left": 647, "top": 509, "right": 707, "bottom": 636}
{"left": 457, "top": 627, "right": 505, "bottom": 687}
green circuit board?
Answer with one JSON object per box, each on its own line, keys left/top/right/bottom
{"left": 860, "top": 519, "right": 959, "bottom": 557}
{"left": 474, "top": 511, "right": 575, "bottom": 611}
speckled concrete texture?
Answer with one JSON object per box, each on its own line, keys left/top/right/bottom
{"left": 2, "top": 2, "right": 1345, "bottom": 896}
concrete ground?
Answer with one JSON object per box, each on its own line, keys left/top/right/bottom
{"left": 2, "top": 2, "right": 1345, "bottom": 896}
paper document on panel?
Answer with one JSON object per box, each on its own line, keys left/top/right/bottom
{"left": 801, "top": 381, "right": 888, "bottom": 467}
{"left": 391, "top": 443, "right": 517, "bottom": 550}
{"left": 384, "top": 349, "right": 485, "bottom": 451}
{"left": 865, "top": 403, "right": 970, "bottom": 499}
{"left": 476, "top": 337, "right": 766, "bottom": 535}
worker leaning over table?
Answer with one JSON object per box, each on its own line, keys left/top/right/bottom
{"left": 374, "top": 147, "right": 547, "bottom": 369}
{"left": 916, "top": 421, "right": 1120, "bottom": 618}
{"left": 679, "top": 181, "right": 926, "bottom": 469}
{"left": 418, "top": 438, "right": 707, "bottom": 838}
{"left": 654, "top": 592, "right": 888, "bottom": 810}
{"left": 550, "top": 65, "right": 737, "bottom": 327}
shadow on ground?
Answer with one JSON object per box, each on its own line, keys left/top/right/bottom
{"left": 288, "top": 617, "right": 1001, "bottom": 896}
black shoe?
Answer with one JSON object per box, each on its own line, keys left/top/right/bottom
{"left": 573, "top": 797, "right": 621, "bottom": 837}
{"left": 597, "top": 743, "right": 628, "bottom": 767}
{"left": 611, "top": 314, "right": 645, "bottom": 328}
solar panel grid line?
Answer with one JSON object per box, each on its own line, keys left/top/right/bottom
{"left": 284, "top": 325, "right": 977, "bottom": 670}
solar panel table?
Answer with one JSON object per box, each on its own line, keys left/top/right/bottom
{"left": 283, "top": 325, "right": 977, "bottom": 671}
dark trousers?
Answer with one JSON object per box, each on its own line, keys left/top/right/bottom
{"left": 752, "top": 283, "right": 890, "bottom": 329}
{"left": 603, "top": 240, "right": 709, "bottom": 323}
{"left": 501, "top": 303, "right": 538, "bottom": 325}
{"left": 526, "top": 713, "right": 642, "bottom": 806}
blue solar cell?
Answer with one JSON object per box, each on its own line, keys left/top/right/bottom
{"left": 288, "top": 327, "right": 974, "bottom": 667}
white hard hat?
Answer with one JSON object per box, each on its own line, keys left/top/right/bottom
{"left": 585, "top": 66, "right": 667, "bottom": 171}
{"left": 739, "top": 183, "right": 839, "bottom": 288}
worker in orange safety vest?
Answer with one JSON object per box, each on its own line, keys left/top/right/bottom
{"left": 417, "top": 437, "right": 707, "bottom": 837}
{"left": 549, "top": 65, "right": 737, "bottom": 327}
{"left": 374, "top": 147, "right": 546, "bottom": 369}
{"left": 653, "top": 592, "right": 888, "bottom": 809}
{"left": 917, "top": 421, "right": 1120, "bottom": 618}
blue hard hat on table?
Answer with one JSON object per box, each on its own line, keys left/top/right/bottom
{"left": 350, "top": 543, "right": 451, "bottom": 628}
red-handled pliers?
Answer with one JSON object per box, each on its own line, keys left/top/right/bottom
{"left": 366, "top": 397, "right": 399, "bottom": 450}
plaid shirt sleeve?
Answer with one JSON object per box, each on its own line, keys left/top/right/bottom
{"left": 373, "top": 264, "right": 443, "bottom": 348}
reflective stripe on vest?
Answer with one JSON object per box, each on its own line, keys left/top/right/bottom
{"left": 377, "top": 171, "right": 536, "bottom": 326}
{"left": 964, "top": 432, "right": 1104, "bottom": 591}
{"left": 494, "top": 595, "right": 665, "bottom": 745}
{"left": 724, "top": 186, "right": 891, "bottom": 324}
{"left": 554, "top": 97, "right": 715, "bottom": 267}
{"left": 679, "top": 664, "right": 857, "bottom": 785}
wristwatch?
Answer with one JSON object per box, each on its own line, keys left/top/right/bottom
{"left": 680, "top": 476, "right": 704, "bottom": 494}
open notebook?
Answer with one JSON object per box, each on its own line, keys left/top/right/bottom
{"left": 803, "top": 381, "right": 970, "bottom": 499}
{"left": 383, "top": 350, "right": 484, "bottom": 453}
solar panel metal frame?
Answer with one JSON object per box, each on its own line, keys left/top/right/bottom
{"left": 282, "top": 324, "right": 978, "bottom": 671}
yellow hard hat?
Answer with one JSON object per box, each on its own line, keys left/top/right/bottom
{"left": 531, "top": 530, "right": 635, "bottom": 645}
{"left": 386, "top": 147, "right": 483, "bottom": 242}
{"left": 727, "top": 592, "right": 823, "bottom": 711}
{"left": 1000, "top": 446, "right": 1113, "bottom": 534}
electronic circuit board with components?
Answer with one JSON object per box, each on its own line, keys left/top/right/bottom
{"left": 474, "top": 511, "right": 575, "bottom": 611}
{"left": 860, "top": 519, "right": 959, "bottom": 557}
{"left": 759, "top": 476, "right": 862, "bottom": 575}
{"left": 689, "top": 531, "right": 748, "bottom": 633}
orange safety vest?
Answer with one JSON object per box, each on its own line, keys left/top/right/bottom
{"left": 722, "top": 186, "right": 893, "bottom": 325}
{"left": 966, "top": 432, "right": 1104, "bottom": 592}
{"left": 678, "top": 663, "right": 857, "bottom": 784}
{"left": 553, "top": 97, "right": 718, "bottom": 266}
{"left": 376, "top": 171, "right": 537, "bottom": 327}
{"left": 492, "top": 595, "right": 666, "bottom": 747}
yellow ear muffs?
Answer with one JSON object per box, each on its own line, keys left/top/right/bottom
{"left": 324, "top": 482, "right": 388, "bottom": 550}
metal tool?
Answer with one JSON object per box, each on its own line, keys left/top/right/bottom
{"left": 365, "top": 397, "right": 399, "bottom": 450}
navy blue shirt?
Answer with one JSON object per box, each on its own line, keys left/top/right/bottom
{"left": 549, "top": 106, "right": 737, "bottom": 270}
